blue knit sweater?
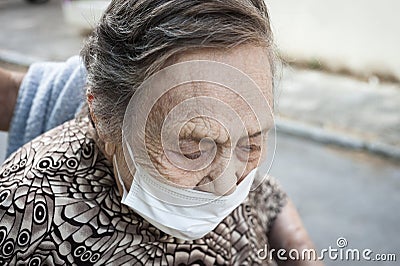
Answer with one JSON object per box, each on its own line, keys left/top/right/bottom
{"left": 6, "top": 56, "right": 86, "bottom": 156}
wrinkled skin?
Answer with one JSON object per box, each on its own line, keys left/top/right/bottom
{"left": 112, "top": 44, "right": 273, "bottom": 195}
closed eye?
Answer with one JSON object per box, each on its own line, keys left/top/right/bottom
{"left": 241, "top": 144, "right": 261, "bottom": 152}
{"left": 183, "top": 150, "right": 202, "bottom": 160}
{"left": 178, "top": 138, "right": 215, "bottom": 160}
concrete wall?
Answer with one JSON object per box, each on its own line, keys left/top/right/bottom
{"left": 267, "top": 0, "right": 400, "bottom": 80}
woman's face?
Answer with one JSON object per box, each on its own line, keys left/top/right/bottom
{"left": 116, "top": 44, "right": 273, "bottom": 195}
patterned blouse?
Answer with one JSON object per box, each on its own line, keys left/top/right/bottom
{"left": 0, "top": 117, "right": 286, "bottom": 265}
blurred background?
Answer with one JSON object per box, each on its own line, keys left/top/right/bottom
{"left": 0, "top": 0, "right": 399, "bottom": 265}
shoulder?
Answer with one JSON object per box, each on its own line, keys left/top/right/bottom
{"left": 2, "top": 118, "right": 114, "bottom": 190}
{"left": 0, "top": 118, "right": 123, "bottom": 264}
{"left": 4, "top": 117, "right": 102, "bottom": 173}
{"left": 248, "top": 175, "right": 288, "bottom": 230}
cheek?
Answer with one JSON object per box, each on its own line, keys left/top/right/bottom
{"left": 236, "top": 162, "right": 258, "bottom": 184}
{"left": 149, "top": 152, "right": 206, "bottom": 187}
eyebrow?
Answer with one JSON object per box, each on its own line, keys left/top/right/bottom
{"left": 248, "top": 125, "right": 271, "bottom": 138}
{"left": 248, "top": 131, "right": 262, "bottom": 138}
{"left": 178, "top": 128, "right": 268, "bottom": 144}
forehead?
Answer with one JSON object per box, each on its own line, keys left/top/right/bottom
{"left": 146, "top": 44, "right": 274, "bottom": 138}
{"left": 167, "top": 43, "right": 273, "bottom": 102}
{"left": 159, "top": 83, "right": 272, "bottom": 135}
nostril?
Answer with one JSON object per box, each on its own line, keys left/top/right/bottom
{"left": 196, "top": 176, "right": 213, "bottom": 187}
{"left": 236, "top": 176, "right": 245, "bottom": 185}
{"left": 194, "top": 175, "right": 237, "bottom": 195}
{"left": 236, "top": 169, "right": 251, "bottom": 185}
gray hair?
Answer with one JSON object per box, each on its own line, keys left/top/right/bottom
{"left": 81, "top": 0, "right": 275, "bottom": 142}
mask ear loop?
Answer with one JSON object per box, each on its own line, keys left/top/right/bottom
{"left": 113, "top": 155, "right": 128, "bottom": 200}
{"left": 125, "top": 141, "right": 139, "bottom": 169}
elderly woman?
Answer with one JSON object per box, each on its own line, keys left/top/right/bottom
{"left": 0, "top": 0, "right": 322, "bottom": 265}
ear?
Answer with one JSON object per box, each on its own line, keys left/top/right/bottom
{"left": 87, "top": 92, "right": 97, "bottom": 125}
{"left": 87, "top": 92, "right": 109, "bottom": 142}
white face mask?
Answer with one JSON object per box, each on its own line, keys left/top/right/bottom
{"left": 113, "top": 156, "right": 256, "bottom": 241}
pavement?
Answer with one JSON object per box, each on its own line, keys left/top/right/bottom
{"left": 271, "top": 132, "right": 400, "bottom": 266}
{"left": 0, "top": 0, "right": 399, "bottom": 265}
{"left": 275, "top": 68, "right": 400, "bottom": 159}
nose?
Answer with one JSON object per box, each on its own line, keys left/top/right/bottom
{"left": 196, "top": 167, "right": 237, "bottom": 195}
{"left": 195, "top": 145, "right": 248, "bottom": 195}
{"left": 212, "top": 171, "right": 237, "bottom": 195}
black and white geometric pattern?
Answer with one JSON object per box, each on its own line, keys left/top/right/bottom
{"left": 0, "top": 117, "right": 286, "bottom": 265}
